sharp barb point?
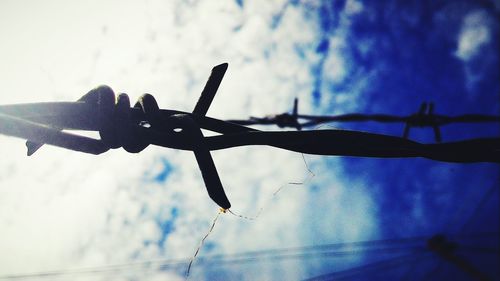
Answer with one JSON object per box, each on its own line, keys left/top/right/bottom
{"left": 293, "top": 98, "right": 298, "bottom": 116}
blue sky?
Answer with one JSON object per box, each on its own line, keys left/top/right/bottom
{"left": 0, "top": 0, "right": 498, "bottom": 280}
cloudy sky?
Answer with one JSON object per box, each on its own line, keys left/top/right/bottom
{"left": 0, "top": 0, "right": 498, "bottom": 280}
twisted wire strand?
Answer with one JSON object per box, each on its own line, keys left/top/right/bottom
{"left": 227, "top": 100, "right": 500, "bottom": 129}
{"left": 1, "top": 87, "right": 500, "bottom": 164}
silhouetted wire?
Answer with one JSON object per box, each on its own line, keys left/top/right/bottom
{"left": 300, "top": 113, "right": 500, "bottom": 126}
{"left": 311, "top": 121, "right": 499, "bottom": 280}
{"left": 228, "top": 102, "right": 499, "bottom": 145}
{"left": 228, "top": 111, "right": 500, "bottom": 129}
{"left": 1, "top": 232, "right": 496, "bottom": 280}
{"left": 402, "top": 181, "right": 499, "bottom": 281}
{"left": 419, "top": 181, "right": 499, "bottom": 280}
{"left": 1, "top": 67, "right": 498, "bottom": 280}
{"left": 3, "top": 101, "right": 500, "bottom": 163}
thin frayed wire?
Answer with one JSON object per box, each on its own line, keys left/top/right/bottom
{"left": 227, "top": 153, "right": 315, "bottom": 221}
{"left": 185, "top": 209, "right": 223, "bottom": 278}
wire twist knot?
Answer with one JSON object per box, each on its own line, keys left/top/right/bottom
{"left": 79, "top": 85, "right": 167, "bottom": 153}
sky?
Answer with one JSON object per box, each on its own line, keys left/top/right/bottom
{"left": 0, "top": 0, "right": 499, "bottom": 280}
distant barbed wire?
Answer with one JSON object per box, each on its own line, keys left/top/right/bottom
{"left": 228, "top": 98, "right": 500, "bottom": 143}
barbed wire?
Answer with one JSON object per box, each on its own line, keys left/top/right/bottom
{"left": 228, "top": 98, "right": 500, "bottom": 143}
{"left": 1, "top": 64, "right": 499, "bottom": 281}
{"left": 1, "top": 63, "right": 499, "bottom": 210}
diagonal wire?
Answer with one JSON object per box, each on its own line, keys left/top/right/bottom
{"left": 185, "top": 209, "right": 223, "bottom": 278}
{"left": 1, "top": 232, "right": 497, "bottom": 280}
{"left": 420, "top": 181, "right": 500, "bottom": 281}
{"left": 0, "top": 247, "right": 425, "bottom": 280}
{"left": 303, "top": 250, "right": 431, "bottom": 281}
{"left": 402, "top": 180, "right": 499, "bottom": 281}
{"left": 458, "top": 182, "right": 499, "bottom": 234}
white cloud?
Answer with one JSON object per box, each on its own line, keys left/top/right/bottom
{"left": 455, "top": 10, "right": 492, "bottom": 61}
{"left": 322, "top": 37, "right": 347, "bottom": 84}
{"left": 345, "top": 0, "right": 363, "bottom": 16}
